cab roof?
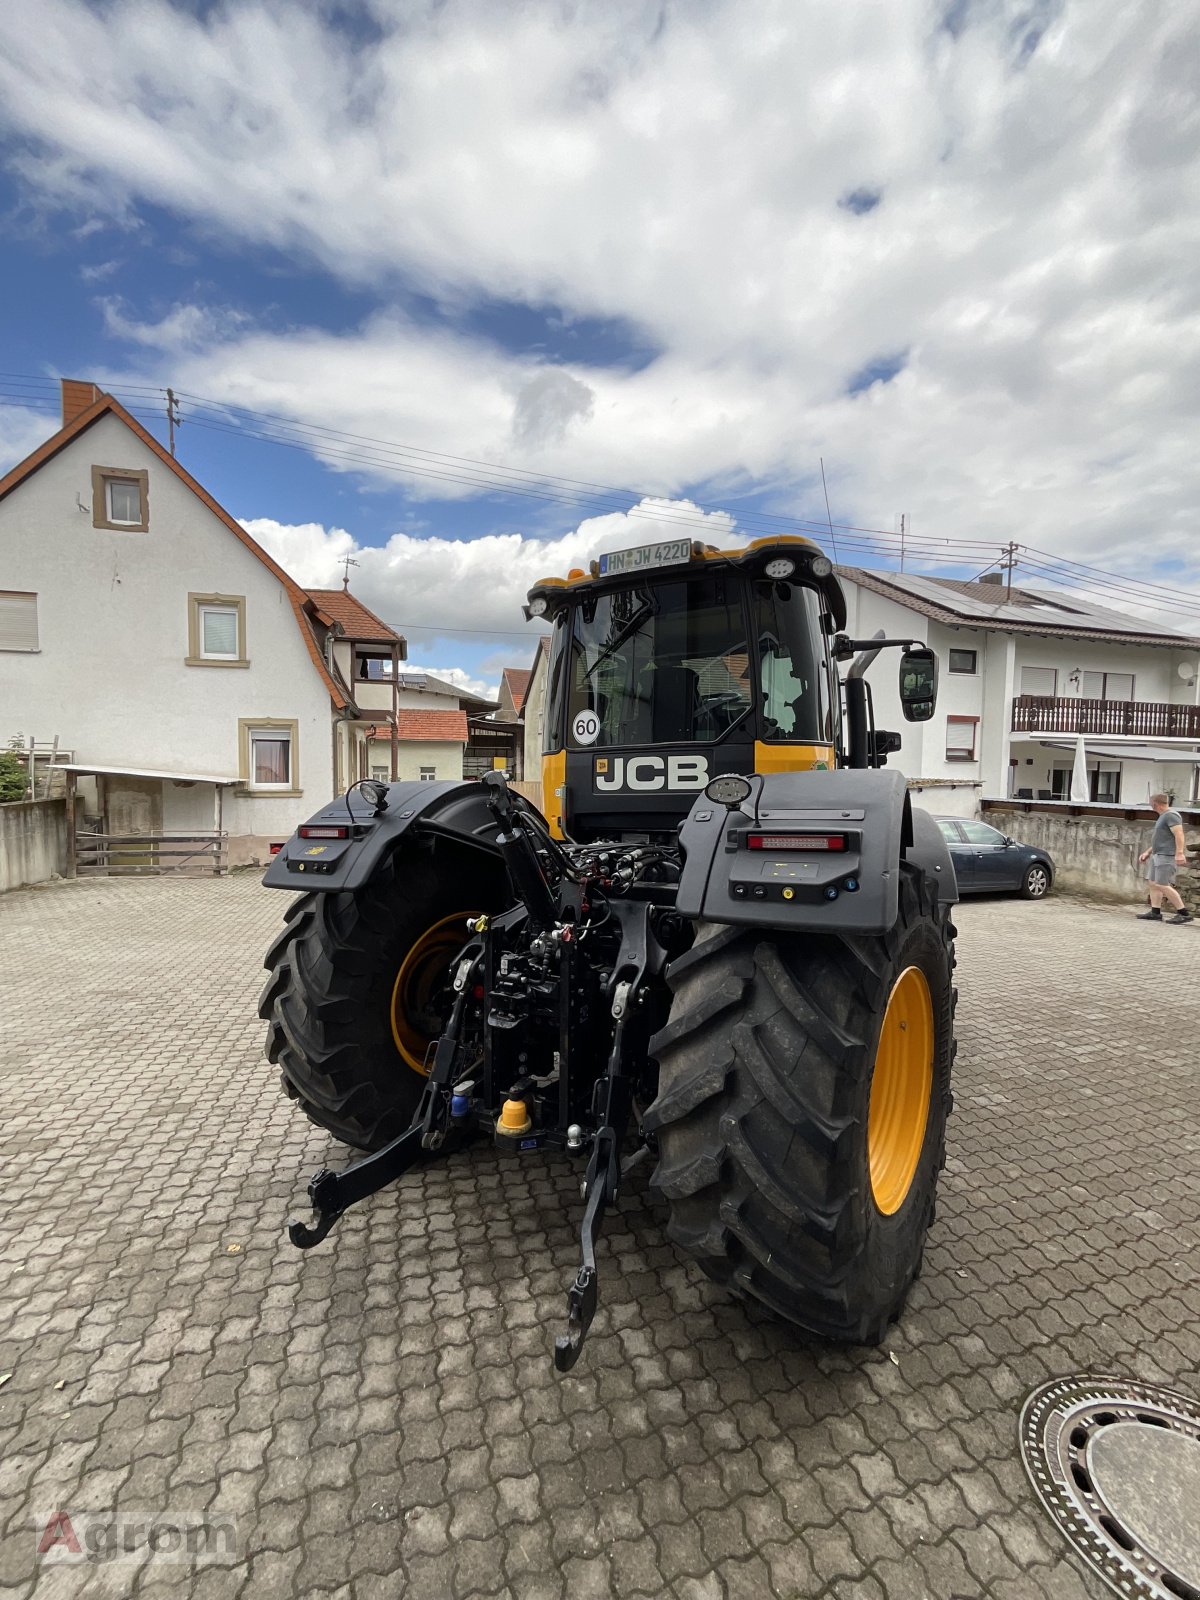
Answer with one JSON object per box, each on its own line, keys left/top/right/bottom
{"left": 525, "top": 535, "right": 847, "bottom": 631}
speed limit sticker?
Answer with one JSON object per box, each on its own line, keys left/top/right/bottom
{"left": 572, "top": 710, "right": 600, "bottom": 746}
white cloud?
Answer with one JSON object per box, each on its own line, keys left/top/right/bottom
{"left": 241, "top": 498, "right": 739, "bottom": 638}
{"left": 421, "top": 665, "right": 501, "bottom": 702}
{"left": 0, "top": 404, "right": 57, "bottom": 474}
{"left": 0, "top": 0, "right": 1197, "bottom": 582}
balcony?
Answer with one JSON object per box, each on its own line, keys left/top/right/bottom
{"left": 1011, "top": 694, "right": 1200, "bottom": 739}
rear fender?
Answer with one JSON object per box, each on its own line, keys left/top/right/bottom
{"left": 675, "top": 770, "right": 957, "bottom": 935}
{"left": 261, "top": 779, "right": 524, "bottom": 894}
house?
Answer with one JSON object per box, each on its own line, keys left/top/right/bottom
{"left": 466, "top": 658, "right": 541, "bottom": 781}
{"left": 839, "top": 568, "right": 1200, "bottom": 812}
{"left": 0, "top": 380, "right": 372, "bottom": 866}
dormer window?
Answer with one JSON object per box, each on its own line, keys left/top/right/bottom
{"left": 92, "top": 466, "right": 149, "bottom": 531}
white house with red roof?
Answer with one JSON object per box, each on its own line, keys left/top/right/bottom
{"left": 0, "top": 381, "right": 371, "bottom": 865}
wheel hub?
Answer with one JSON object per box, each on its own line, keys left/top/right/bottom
{"left": 867, "top": 965, "right": 933, "bottom": 1215}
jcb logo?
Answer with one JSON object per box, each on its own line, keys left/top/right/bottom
{"left": 594, "top": 755, "right": 709, "bottom": 792}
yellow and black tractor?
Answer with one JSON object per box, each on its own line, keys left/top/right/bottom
{"left": 260, "top": 534, "right": 957, "bottom": 1368}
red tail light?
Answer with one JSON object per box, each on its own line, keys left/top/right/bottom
{"left": 298, "top": 824, "right": 350, "bottom": 839}
{"left": 747, "top": 834, "right": 847, "bottom": 851}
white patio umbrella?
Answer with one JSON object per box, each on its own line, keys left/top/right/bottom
{"left": 1070, "top": 734, "right": 1090, "bottom": 802}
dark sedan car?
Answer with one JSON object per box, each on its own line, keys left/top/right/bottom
{"left": 935, "top": 817, "right": 1055, "bottom": 899}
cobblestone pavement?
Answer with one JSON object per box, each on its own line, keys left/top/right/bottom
{"left": 1, "top": 876, "right": 1197, "bottom": 1600}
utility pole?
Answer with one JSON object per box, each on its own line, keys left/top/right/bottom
{"left": 1000, "top": 541, "right": 1020, "bottom": 600}
{"left": 166, "top": 388, "right": 181, "bottom": 457}
{"left": 896, "top": 512, "right": 909, "bottom": 572}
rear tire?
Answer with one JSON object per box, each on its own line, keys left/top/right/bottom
{"left": 646, "top": 862, "right": 955, "bottom": 1343}
{"left": 258, "top": 845, "right": 505, "bottom": 1150}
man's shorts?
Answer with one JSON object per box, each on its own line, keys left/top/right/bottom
{"left": 1147, "top": 856, "right": 1177, "bottom": 885}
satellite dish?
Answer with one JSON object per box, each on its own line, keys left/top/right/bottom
{"left": 1180, "top": 661, "right": 1198, "bottom": 683}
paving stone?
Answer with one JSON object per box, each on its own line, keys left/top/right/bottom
{"left": 3, "top": 877, "right": 1190, "bottom": 1600}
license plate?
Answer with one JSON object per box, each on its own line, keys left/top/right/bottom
{"left": 597, "top": 538, "right": 693, "bottom": 576}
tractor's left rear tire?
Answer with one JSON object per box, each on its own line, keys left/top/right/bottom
{"left": 646, "top": 861, "right": 955, "bottom": 1344}
{"left": 258, "top": 843, "right": 505, "bottom": 1151}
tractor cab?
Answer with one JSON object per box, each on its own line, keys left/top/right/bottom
{"left": 526, "top": 536, "right": 848, "bottom": 840}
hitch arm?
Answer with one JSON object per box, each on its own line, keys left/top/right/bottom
{"left": 288, "top": 951, "right": 481, "bottom": 1248}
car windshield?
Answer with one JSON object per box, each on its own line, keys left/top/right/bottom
{"left": 562, "top": 574, "right": 826, "bottom": 748}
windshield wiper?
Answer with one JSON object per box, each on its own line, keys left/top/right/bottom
{"left": 582, "top": 599, "right": 656, "bottom": 682}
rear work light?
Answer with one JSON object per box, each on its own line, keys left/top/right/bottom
{"left": 748, "top": 833, "right": 847, "bottom": 851}
{"left": 298, "top": 824, "right": 350, "bottom": 839}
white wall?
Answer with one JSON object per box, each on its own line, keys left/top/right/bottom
{"left": 366, "top": 738, "right": 464, "bottom": 782}
{"left": 0, "top": 412, "right": 334, "bottom": 841}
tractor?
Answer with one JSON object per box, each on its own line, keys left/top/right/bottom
{"left": 260, "top": 534, "right": 957, "bottom": 1369}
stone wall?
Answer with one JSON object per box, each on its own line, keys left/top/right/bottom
{"left": 983, "top": 804, "right": 1200, "bottom": 906}
{"left": 0, "top": 798, "right": 68, "bottom": 893}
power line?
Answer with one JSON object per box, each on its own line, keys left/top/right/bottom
{"left": 3, "top": 376, "right": 1198, "bottom": 623}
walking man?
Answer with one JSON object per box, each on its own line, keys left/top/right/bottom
{"left": 1137, "top": 793, "right": 1193, "bottom": 923}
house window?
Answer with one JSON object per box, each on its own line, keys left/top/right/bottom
{"left": 945, "top": 716, "right": 978, "bottom": 761}
{"left": 91, "top": 466, "right": 150, "bottom": 532}
{"left": 1051, "top": 767, "right": 1072, "bottom": 799}
{"left": 0, "top": 590, "right": 38, "bottom": 652}
{"left": 1091, "top": 767, "right": 1121, "bottom": 803}
{"left": 187, "top": 594, "right": 247, "bottom": 667}
{"left": 1080, "top": 671, "right": 1134, "bottom": 701}
{"left": 948, "top": 649, "right": 977, "bottom": 675}
{"left": 371, "top": 765, "right": 389, "bottom": 781}
{"left": 419, "top": 766, "right": 437, "bottom": 782}
{"left": 238, "top": 719, "right": 300, "bottom": 794}
{"left": 1020, "top": 666, "right": 1057, "bottom": 697}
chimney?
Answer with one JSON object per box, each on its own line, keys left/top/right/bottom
{"left": 978, "top": 572, "right": 1004, "bottom": 586}
{"left": 61, "top": 379, "right": 101, "bottom": 427}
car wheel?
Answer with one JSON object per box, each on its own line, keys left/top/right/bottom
{"left": 1020, "top": 863, "right": 1051, "bottom": 900}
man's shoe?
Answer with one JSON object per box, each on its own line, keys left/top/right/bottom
{"left": 1168, "top": 911, "right": 1194, "bottom": 924}
{"left": 1137, "top": 909, "right": 1162, "bottom": 920}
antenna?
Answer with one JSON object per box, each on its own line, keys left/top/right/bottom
{"left": 818, "top": 458, "right": 841, "bottom": 565}
{"left": 340, "top": 553, "right": 360, "bottom": 591}
{"left": 166, "top": 388, "right": 181, "bottom": 458}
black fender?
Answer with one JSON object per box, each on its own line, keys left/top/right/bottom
{"left": 261, "top": 779, "right": 533, "bottom": 894}
{"left": 675, "top": 769, "right": 957, "bottom": 936}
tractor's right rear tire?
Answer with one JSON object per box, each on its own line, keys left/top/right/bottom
{"left": 259, "top": 844, "right": 505, "bottom": 1151}
{"left": 646, "top": 861, "right": 955, "bottom": 1344}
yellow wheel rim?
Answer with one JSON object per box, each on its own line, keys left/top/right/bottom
{"left": 389, "top": 911, "right": 477, "bottom": 1074}
{"left": 868, "top": 966, "right": 934, "bottom": 1215}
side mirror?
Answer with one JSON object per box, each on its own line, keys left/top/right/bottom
{"left": 898, "top": 647, "right": 938, "bottom": 722}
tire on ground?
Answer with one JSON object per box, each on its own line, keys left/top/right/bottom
{"left": 258, "top": 842, "right": 507, "bottom": 1150}
{"left": 646, "top": 861, "right": 955, "bottom": 1343}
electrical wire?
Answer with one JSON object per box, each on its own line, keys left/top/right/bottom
{"left": 3, "top": 375, "right": 1198, "bottom": 623}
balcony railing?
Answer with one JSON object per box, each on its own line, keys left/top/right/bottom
{"left": 1011, "top": 694, "right": 1200, "bottom": 738}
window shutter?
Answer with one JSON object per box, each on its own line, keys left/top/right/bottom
{"left": 0, "top": 592, "right": 38, "bottom": 651}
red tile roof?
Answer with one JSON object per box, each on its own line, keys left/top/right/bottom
{"left": 366, "top": 710, "right": 468, "bottom": 743}
{"left": 0, "top": 389, "right": 348, "bottom": 708}
{"left": 502, "top": 667, "right": 532, "bottom": 711}
{"left": 306, "top": 588, "right": 401, "bottom": 641}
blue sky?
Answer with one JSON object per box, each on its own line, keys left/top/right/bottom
{"left": 1, "top": 0, "right": 1197, "bottom": 691}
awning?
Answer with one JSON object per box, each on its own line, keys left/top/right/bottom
{"left": 1036, "top": 741, "right": 1200, "bottom": 765}
{"left": 52, "top": 762, "right": 240, "bottom": 785}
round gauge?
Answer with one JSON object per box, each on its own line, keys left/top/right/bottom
{"left": 763, "top": 557, "right": 795, "bottom": 580}
{"left": 704, "top": 773, "right": 753, "bottom": 807}
{"left": 810, "top": 556, "right": 833, "bottom": 577}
